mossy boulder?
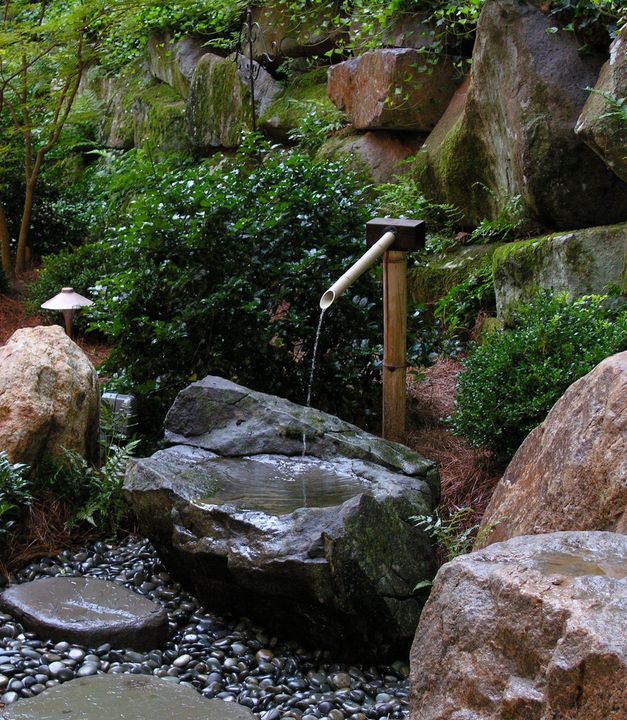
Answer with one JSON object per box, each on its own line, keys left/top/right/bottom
{"left": 132, "top": 82, "right": 190, "bottom": 152}
{"left": 259, "top": 67, "right": 334, "bottom": 142}
{"left": 412, "top": 0, "right": 627, "bottom": 230}
{"left": 187, "top": 52, "right": 281, "bottom": 149}
{"left": 83, "top": 65, "right": 189, "bottom": 152}
{"left": 575, "top": 33, "right": 627, "bottom": 183}
{"left": 147, "top": 31, "right": 207, "bottom": 99}
{"left": 493, "top": 222, "right": 627, "bottom": 323}
{"left": 410, "top": 243, "right": 505, "bottom": 306}
{"left": 317, "top": 130, "right": 422, "bottom": 182}
{"left": 187, "top": 53, "right": 249, "bottom": 149}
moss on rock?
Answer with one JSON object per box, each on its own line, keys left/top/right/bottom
{"left": 187, "top": 53, "right": 251, "bottom": 150}
{"left": 259, "top": 67, "right": 335, "bottom": 141}
{"left": 493, "top": 222, "right": 627, "bottom": 324}
{"left": 410, "top": 243, "right": 504, "bottom": 306}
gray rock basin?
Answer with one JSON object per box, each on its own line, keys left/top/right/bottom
{"left": 124, "top": 376, "right": 439, "bottom": 660}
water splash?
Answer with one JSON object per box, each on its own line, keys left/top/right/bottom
{"left": 302, "top": 308, "right": 326, "bottom": 460}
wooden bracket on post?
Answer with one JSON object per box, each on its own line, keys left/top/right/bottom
{"left": 366, "top": 218, "right": 425, "bottom": 252}
{"left": 366, "top": 218, "right": 425, "bottom": 444}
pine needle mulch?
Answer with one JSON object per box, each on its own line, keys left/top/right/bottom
{"left": 405, "top": 358, "right": 503, "bottom": 521}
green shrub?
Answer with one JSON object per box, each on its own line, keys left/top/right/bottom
{"left": 451, "top": 291, "right": 627, "bottom": 461}
{"left": 65, "top": 146, "right": 382, "bottom": 434}
{"left": 0, "top": 452, "right": 32, "bottom": 544}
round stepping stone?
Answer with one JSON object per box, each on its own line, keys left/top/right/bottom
{"left": 0, "top": 577, "right": 168, "bottom": 651}
{"left": 0, "top": 675, "right": 254, "bottom": 719}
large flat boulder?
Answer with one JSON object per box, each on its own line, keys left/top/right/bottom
{"left": 409, "top": 531, "right": 627, "bottom": 720}
{"left": 0, "top": 675, "right": 254, "bottom": 719}
{"left": 328, "top": 49, "right": 458, "bottom": 132}
{"left": 492, "top": 222, "right": 627, "bottom": 323}
{"left": 575, "top": 33, "right": 627, "bottom": 182}
{"left": 413, "top": 0, "right": 627, "bottom": 229}
{"left": 0, "top": 326, "right": 99, "bottom": 466}
{"left": 477, "top": 352, "right": 627, "bottom": 547}
{"left": 124, "top": 376, "right": 439, "bottom": 659}
{"left": 0, "top": 577, "right": 168, "bottom": 650}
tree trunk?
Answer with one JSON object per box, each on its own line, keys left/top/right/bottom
{"left": 14, "top": 177, "right": 36, "bottom": 274}
{"left": 0, "top": 203, "right": 12, "bottom": 280}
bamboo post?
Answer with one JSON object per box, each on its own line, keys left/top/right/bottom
{"left": 383, "top": 250, "right": 408, "bottom": 442}
{"left": 365, "top": 218, "right": 425, "bottom": 443}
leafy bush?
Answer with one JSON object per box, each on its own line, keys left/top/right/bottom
{"left": 451, "top": 291, "right": 627, "bottom": 461}
{"left": 0, "top": 453, "right": 32, "bottom": 543}
{"left": 51, "top": 145, "right": 382, "bottom": 433}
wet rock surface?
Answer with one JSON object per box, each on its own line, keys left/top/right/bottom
{"left": 0, "top": 536, "right": 412, "bottom": 719}
{"left": 125, "top": 446, "right": 436, "bottom": 660}
{"left": 0, "top": 578, "right": 168, "bottom": 651}
{"left": 126, "top": 376, "right": 438, "bottom": 659}
{"left": 163, "top": 376, "right": 438, "bottom": 491}
{"left": 409, "top": 531, "right": 627, "bottom": 720}
{"left": 0, "top": 674, "right": 254, "bottom": 719}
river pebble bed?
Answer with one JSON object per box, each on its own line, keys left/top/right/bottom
{"left": 0, "top": 535, "right": 410, "bottom": 719}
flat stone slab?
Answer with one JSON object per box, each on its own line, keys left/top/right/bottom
{"left": 0, "top": 675, "right": 254, "bottom": 719}
{"left": 0, "top": 577, "right": 168, "bottom": 650}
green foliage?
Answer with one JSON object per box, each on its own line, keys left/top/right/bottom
{"left": 0, "top": 453, "right": 32, "bottom": 543}
{"left": 467, "top": 192, "right": 527, "bottom": 244}
{"left": 588, "top": 87, "right": 627, "bottom": 127}
{"left": 407, "top": 306, "right": 464, "bottom": 365}
{"left": 58, "top": 440, "right": 139, "bottom": 533}
{"left": 411, "top": 506, "right": 487, "bottom": 562}
{"left": 434, "top": 261, "right": 494, "bottom": 331}
{"left": 40, "top": 146, "right": 383, "bottom": 432}
{"left": 287, "top": 101, "right": 346, "bottom": 151}
{"left": 451, "top": 291, "right": 627, "bottom": 461}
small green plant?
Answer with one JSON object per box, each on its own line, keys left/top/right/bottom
{"left": 376, "top": 176, "right": 464, "bottom": 235}
{"left": 411, "top": 506, "right": 489, "bottom": 562}
{"left": 435, "top": 262, "right": 495, "bottom": 332}
{"left": 60, "top": 440, "right": 140, "bottom": 533}
{"left": 287, "top": 101, "right": 345, "bottom": 151}
{"left": 452, "top": 291, "right": 627, "bottom": 460}
{"left": 0, "top": 452, "right": 32, "bottom": 542}
{"left": 587, "top": 88, "right": 627, "bottom": 127}
{"left": 468, "top": 188, "right": 527, "bottom": 243}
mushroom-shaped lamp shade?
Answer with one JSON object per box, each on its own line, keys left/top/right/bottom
{"left": 41, "top": 287, "right": 93, "bottom": 336}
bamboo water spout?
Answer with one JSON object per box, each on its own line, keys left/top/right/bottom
{"left": 319, "top": 231, "right": 396, "bottom": 310}
{"left": 319, "top": 218, "right": 425, "bottom": 442}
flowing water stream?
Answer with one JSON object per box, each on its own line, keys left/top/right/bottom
{"left": 301, "top": 308, "right": 326, "bottom": 464}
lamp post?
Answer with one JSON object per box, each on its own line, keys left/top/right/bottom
{"left": 41, "top": 287, "right": 93, "bottom": 337}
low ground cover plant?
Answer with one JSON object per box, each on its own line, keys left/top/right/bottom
{"left": 451, "top": 291, "right": 627, "bottom": 461}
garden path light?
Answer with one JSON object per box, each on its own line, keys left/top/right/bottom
{"left": 41, "top": 288, "right": 93, "bottom": 337}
